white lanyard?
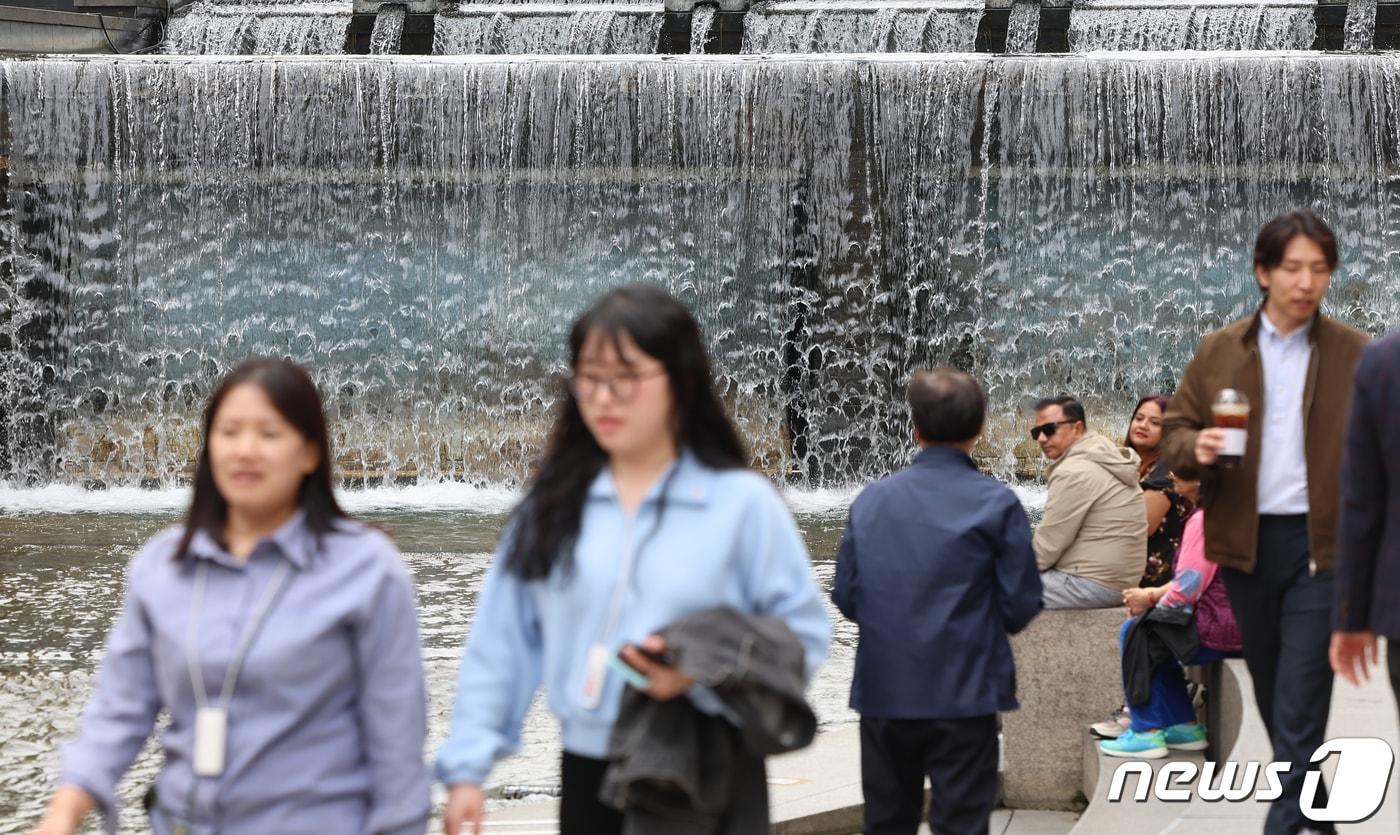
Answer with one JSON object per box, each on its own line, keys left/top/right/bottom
{"left": 598, "top": 459, "right": 680, "bottom": 644}
{"left": 184, "top": 556, "right": 293, "bottom": 778}
{"left": 579, "top": 462, "right": 677, "bottom": 710}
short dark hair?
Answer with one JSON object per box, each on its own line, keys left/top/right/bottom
{"left": 1034, "top": 395, "right": 1086, "bottom": 426}
{"left": 1253, "top": 208, "right": 1338, "bottom": 291}
{"left": 908, "top": 368, "right": 985, "bottom": 443}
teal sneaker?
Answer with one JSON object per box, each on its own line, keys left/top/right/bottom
{"left": 1164, "top": 722, "right": 1208, "bottom": 751}
{"left": 1100, "top": 728, "right": 1168, "bottom": 759}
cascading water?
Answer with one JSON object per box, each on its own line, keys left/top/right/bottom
{"left": 1069, "top": 0, "right": 1318, "bottom": 51}
{"left": 741, "top": 0, "right": 983, "bottom": 53}
{"left": 370, "top": 4, "right": 408, "bottom": 54}
{"left": 4, "top": 54, "right": 1398, "bottom": 490}
{"left": 432, "top": 2, "right": 664, "bottom": 54}
{"left": 691, "top": 5, "right": 718, "bottom": 53}
{"left": 1006, "top": 0, "right": 1042, "bottom": 54}
{"left": 163, "top": 0, "right": 353, "bottom": 54}
{"left": 1345, "top": 0, "right": 1379, "bottom": 50}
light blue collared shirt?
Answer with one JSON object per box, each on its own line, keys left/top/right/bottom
{"left": 1257, "top": 309, "right": 1313, "bottom": 515}
{"left": 435, "top": 450, "right": 831, "bottom": 786}
{"left": 58, "top": 511, "right": 431, "bottom": 835}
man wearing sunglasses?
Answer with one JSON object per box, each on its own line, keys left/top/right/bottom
{"left": 1032, "top": 396, "right": 1149, "bottom": 609}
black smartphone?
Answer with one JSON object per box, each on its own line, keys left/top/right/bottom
{"left": 622, "top": 644, "right": 676, "bottom": 667}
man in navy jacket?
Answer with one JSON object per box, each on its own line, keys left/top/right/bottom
{"left": 833, "top": 367, "right": 1043, "bottom": 835}
{"left": 1331, "top": 332, "right": 1400, "bottom": 713}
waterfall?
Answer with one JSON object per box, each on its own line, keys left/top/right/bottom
{"left": 1007, "top": 0, "right": 1042, "bottom": 54}
{"left": 369, "top": 4, "right": 408, "bottom": 54}
{"left": 432, "top": 3, "right": 664, "bottom": 54}
{"left": 691, "top": 5, "right": 717, "bottom": 53}
{"left": 163, "top": 1, "right": 353, "bottom": 54}
{"left": 1069, "top": 0, "right": 1318, "bottom": 51}
{"left": 3, "top": 54, "right": 1398, "bottom": 488}
{"left": 741, "top": 0, "right": 983, "bottom": 53}
{"left": 1345, "top": 0, "right": 1378, "bottom": 51}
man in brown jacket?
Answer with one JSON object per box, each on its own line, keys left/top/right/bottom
{"left": 1163, "top": 209, "right": 1369, "bottom": 835}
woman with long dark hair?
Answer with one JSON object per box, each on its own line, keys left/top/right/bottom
{"left": 1090, "top": 395, "right": 1199, "bottom": 741}
{"left": 1125, "top": 394, "right": 1193, "bottom": 587}
{"left": 436, "top": 285, "right": 830, "bottom": 835}
{"left": 30, "top": 358, "right": 429, "bottom": 835}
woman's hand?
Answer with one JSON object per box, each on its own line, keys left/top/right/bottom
{"left": 1123, "top": 587, "right": 1157, "bottom": 617}
{"left": 28, "top": 786, "right": 95, "bottom": 835}
{"left": 443, "top": 782, "right": 487, "bottom": 835}
{"left": 620, "top": 636, "right": 695, "bottom": 702}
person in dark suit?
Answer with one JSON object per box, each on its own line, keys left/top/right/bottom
{"left": 1330, "top": 332, "right": 1400, "bottom": 712}
{"left": 832, "top": 367, "right": 1043, "bottom": 835}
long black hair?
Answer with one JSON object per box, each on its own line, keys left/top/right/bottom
{"left": 504, "top": 284, "right": 748, "bottom": 580}
{"left": 174, "top": 357, "right": 348, "bottom": 560}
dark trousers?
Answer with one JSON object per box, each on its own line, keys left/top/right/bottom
{"left": 1392, "top": 641, "right": 1400, "bottom": 724}
{"left": 1221, "top": 514, "right": 1335, "bottom": 835}
{"left": 859, "top": 715, "right": 999, "bottom": 835}
{"left": 561, "top": 752, "right": 623, "bottom": 835}
{"left": 560, "top": 744, "right": 768, "bottom": 835}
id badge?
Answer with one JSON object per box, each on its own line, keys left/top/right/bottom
{"left": 579, "top": 643, "right": 610, "bottom": 711}
{"left": 193, "top": 706, "right": 228, "bottom": 777}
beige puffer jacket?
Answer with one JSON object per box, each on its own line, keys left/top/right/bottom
{"left": 1033, "top": 432, "right": 1147, "bottom": 591}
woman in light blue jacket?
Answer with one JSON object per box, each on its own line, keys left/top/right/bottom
{"left": 437, "top": 284, "right": 830, "bottom": 835}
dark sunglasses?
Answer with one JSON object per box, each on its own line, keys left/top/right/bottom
{"left": 1030, "top": 419, "right": 1077, "bottom": 441}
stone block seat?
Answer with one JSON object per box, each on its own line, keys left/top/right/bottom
{"left": 1001, "top": 607, "right": 1276, "bottom": 833}
{"left": 1000, "top": 607, "right": 1128, "bottom": 810}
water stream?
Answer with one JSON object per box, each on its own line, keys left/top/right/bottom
{"left": 1068, "top": 0, "right": 1318, "bottom": 50}
{"left": 4, "top": 54, "right": 1397, "bottom": 491}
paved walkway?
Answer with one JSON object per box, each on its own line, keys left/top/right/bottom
{"left": 480, "top": 724, "right": 1079, "bottom": 834}
{"left": 479, "top": 649, "right": 1400, "bottom": 834}
{"left": 1077, "top": 652, "right": 1400, "bottom": 834}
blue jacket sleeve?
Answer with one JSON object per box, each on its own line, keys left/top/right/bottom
{"left": 353, "top": 541, "right": 431, "bottom": 835}
{"left": 1335, "top": 345, "right": 1386, "bottom": 632}
{"left": 996, "top": 492, "right": 1043, "bottom": 635}
{"left": 742, "top": 481, "right": 832, "bottom": 683}
{"left": 57, "top": 546, "right": 164, "bottom": 834}
{"left": 435, "top": 539, "right": 544, "bottom": 786}
{"left": 832, "top": 507, "right": 858, "bottom": 621}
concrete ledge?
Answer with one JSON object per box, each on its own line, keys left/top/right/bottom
{"left": 1073, "top": 732, "right": 1206, "bottom": 835}
{"left": 1158, "top": 658, "right": 1277, "bottom": 834}
{"left": 1001, "top": 607, "right": 1127, "bottom": 809}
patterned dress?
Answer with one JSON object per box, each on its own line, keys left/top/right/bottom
{"left": 1139, "top": 458, "right": 1193, "bottom": 587}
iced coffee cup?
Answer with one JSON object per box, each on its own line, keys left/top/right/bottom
{"left": 1211, "top": 389, "right": 1250, "bottom": 469}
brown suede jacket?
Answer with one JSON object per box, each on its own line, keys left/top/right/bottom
{"left": 1162, "top": 307, "right": 1369, "bottom": 574}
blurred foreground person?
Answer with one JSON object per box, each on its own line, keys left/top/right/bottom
{"left": 1163, "top": 208, "right": 1368, "bottom": 835}
{"left": 436, "top": 284, "right": 830, "bottom": 835}
{"left": 30, "top": 357, "right": 430, "bottom": 835}
{"left": 1331, "top": 333, "right": 1400, "bottom": 713}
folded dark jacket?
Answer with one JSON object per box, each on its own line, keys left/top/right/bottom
{"left": 601, "top": 607, "right": 816, "bottom": 834}
{"left": 1122, "top": 608, "right": 1201, "bottom": 707}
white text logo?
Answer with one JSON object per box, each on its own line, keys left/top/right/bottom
{"left": 1105, "top": 737, "right": 1394, "bottom": 822}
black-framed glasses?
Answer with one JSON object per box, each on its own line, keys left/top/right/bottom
{"left": 1030, "top": 419, "right": 1076, "bottom": 441}
{"left": 567, "top": 368, "right": 666, "bottom": 403}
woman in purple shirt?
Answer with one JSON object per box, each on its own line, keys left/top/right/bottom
{"left": 29, "top": 358, "right": 430, "bottom": 835}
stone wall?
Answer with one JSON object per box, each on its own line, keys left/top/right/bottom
{"left": 1001, "top": 606, "right": 1127, "bottom": 809}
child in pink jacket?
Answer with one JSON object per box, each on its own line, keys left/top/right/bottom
{"left": 1101, "top": 507, "right": 1242, "bottom": 759}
